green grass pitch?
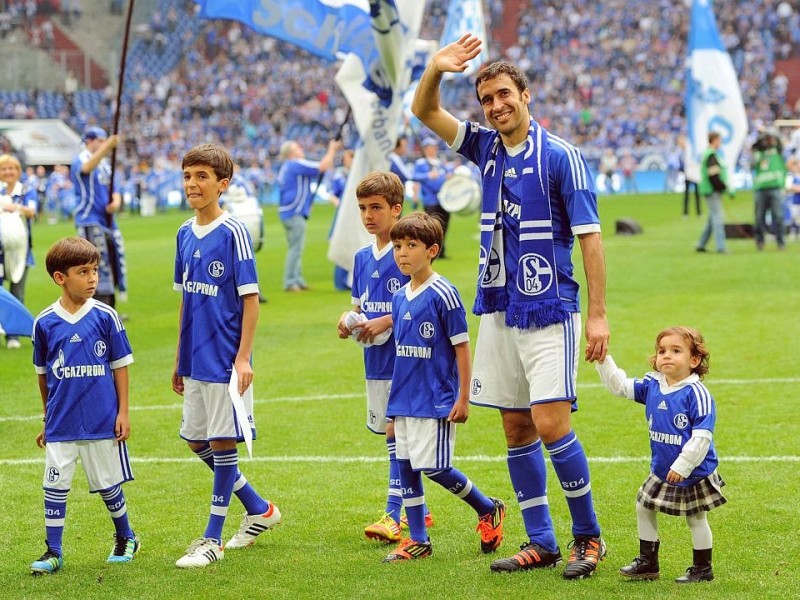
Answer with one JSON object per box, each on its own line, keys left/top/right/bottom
{"left": 1, "top": 191, "right": 797, "bottom": 599}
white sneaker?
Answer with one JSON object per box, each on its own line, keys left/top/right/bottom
{"left": 226, "top": 503, "right": 282, "bottom": 549}
{"left": 6, "top": 339, "right": 21, "bottom": 349}
{"left": 175, "top": 538, "right": 223, "bottom": 568}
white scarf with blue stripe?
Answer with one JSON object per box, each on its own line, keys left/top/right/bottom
{"left": 474, "top": 119, "right": 567, "bottom": 329}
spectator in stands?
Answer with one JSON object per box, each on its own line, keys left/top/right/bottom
{"left": 276, "top": 138, "right": 341, "bottom": 292}
{"left": 0, "top": 153, "right": 38, "bottom": 348}
{"left": 70, "top": 126, "right": 127, "bottom": 309}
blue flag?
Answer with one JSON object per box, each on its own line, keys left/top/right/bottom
{"left": 685, "top": 0, "right": 747, "bottom": 174}
{"left": 439, "top": 0, "right": 489, "bottom": 77}
{"left": 196, "top": 0, "right": 399, "bottom": 103}
{"left": 197, "top": 0, "right": 372, "bottom": 62}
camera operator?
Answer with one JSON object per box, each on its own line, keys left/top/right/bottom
{"left": 751, "top": 129, "right": 787, "bottom": 250}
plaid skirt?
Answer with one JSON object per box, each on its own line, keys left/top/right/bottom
{"left": 637, "top": 471, "right": 727, "bottom": 516}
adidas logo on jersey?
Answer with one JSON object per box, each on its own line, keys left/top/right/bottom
{"left": 193, "top": 249, "right": 201, "bottom": 258}
{"left": 504, "top": 167, "right": 518, "bottom": 178}
{"left": 371, "top": 270, "right": 380, "bottom": 278}
{"left": 69, "top": 333, "right": 82, "bottom": 343}
{"left": 403, "top": 311, "right": 412, "bottom": 320}
{"left": 657, "top": 400, "right": 668, "bottom": 410}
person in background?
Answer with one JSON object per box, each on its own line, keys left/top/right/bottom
{"left": 70, "top": 127, "right": 127, "bottom": 308}
{"left": 276, "top": 138, "right": 341, "bottom": 291}
{"left": 0, "top": 153, "right": 38, "bottom": 348}
{"left": 412, "top": 137, "right": 451, "bottom": 258}
{"left": 328, "top": 149, "right": 354, "bottom": 291}
{"left": 695, "top": 132, "right": 732, "bottom": 254}
{"left": 751, "top": 128, "right": 787, "bottom": 250}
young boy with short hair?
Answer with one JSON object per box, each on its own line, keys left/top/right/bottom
{"left": 383, "top": 212, "right": 505, "bottom": 562}
{"left": 172, "top": 144, "right": 280, "bottom": 568}
{"left": 31, "top": 236, "right": 138, "bottom": 574}
{"left": 337, "top": 171, "right": 427, "bottom": 542}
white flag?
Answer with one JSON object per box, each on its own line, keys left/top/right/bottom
{"left": 328, "top": 0, "right": 426, "bottom": 272}
{"left": 685, "top": 0, "right": 748, "bottom": 177}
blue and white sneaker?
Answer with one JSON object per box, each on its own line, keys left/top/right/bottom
{"left": 107, "top": 534, "right": 140, "bottom": 563}
{"left": 31, "top": 547, "right": 63, "bottom": 575}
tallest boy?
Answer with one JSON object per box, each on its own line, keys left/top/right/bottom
{"left": 412, "top": 34, "right": 609, "bottom": 579}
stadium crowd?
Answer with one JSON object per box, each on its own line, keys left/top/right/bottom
{"left": 1, "top": 0, "right": 800, "bottom": 206}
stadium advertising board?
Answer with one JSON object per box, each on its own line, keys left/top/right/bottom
{"left": 0, "top": 119, "right": 81, "bottom": 166}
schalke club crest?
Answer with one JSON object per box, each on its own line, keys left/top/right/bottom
{"left": 516, "top": 253, "right": 554, "bottom": 296}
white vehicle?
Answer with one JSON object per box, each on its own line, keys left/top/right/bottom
{"left": 221, "top": 183, "right": 264, "bottom": 252}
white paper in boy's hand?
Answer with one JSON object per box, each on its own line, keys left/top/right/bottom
{"left": 228, "top": 367, "right": 253, "bottom": 458}
{"left": 344, "top": 310, "right": 392, "bottom": 348}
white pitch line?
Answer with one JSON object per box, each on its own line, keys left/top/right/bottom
{"left": 3, "top": 377, "right": 798, "bottom": 424}
{"left": 0, "top": 454, "right": 797, "bottom": 467}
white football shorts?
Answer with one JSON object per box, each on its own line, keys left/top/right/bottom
{"left": 394, "top": 416, "right": 456, "bottom": 471}
{"left": 366, "top": 379, "right": 391, "bottom": 434}
{"left": 180, "top": 378, "right": 255, "bottom": 442}
{"left": 43, "top": 439, "right": 133, "bottom": 492}
{"left": 470, "top": 311, "right": 581, "bottom": 410}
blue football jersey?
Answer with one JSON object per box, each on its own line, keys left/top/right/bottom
{"left": 351, "top": 242, "right": 409, "bottom": 380}
{"left": 387, "top": 274, "right": 469, "bottom": 419}
{"left": 173, "top": 212, "right": 259, "bottom": 383}
{"left": 71, "top": 149, "right": 117, "bottom": 228}
{"left": 412, "top": 158, "right": 448, "bottom": 207}
{"left": 452, "top": 121, "right": 600, "bottom": 312}
{"left": 633, "top": 372, "right": 719, "bottom": 486}
{"left": 277, "top": 158, "right": 321, "bottom": 220}
{"left": 33, "top": 299, "right": 133, "bottom": 442}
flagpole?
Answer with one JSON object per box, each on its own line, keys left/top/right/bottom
{"left": 107, "top": 0, "right": 136, "bottom": 226}
{"left": 310, "top": 106, "right": 352, "bottom": 204}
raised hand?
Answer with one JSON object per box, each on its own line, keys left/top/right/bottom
{"left": 434, "top": 34, "right": 482, "bottom": 73}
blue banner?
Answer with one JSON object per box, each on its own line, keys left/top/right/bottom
{"left": 439, "top": 0, "right": 489, "bottom": 77}
{"left": 685, "top": 0, "right": 747, "bottom": 172}
{"left": 197, "top": 0, "right": 374, "bottom": 64}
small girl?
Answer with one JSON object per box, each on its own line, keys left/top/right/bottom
{"left": 596, "top": 326, "right": 726, "bottom": 583}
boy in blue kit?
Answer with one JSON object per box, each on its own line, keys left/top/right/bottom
{"left": 382, "top": 213, "right": 505, "bottom": 563}
{"left": 31, "top": 236, "right": 138, "bottom": 575}
{"left": 337, "top": 172, "right": 433, "bottom": 543}
{"left": 172, "top": 144, "right": 281, "bottom": 568}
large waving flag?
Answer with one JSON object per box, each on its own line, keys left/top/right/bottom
{"left": 197, "top": 0, "right": 394, "bottom": 104}
{"left": 439, "top": 0, "right": 489, "bottom": 77}
{"left": 197, "top": 0, "right": 373, "bottom": 62}
{"left": 328, "top": 1, "right": 426, "bottom": 272}
{"left": 685, "top": 0, "right": 748, "bottom": 176}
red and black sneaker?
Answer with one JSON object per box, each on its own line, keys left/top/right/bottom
{"left": 476, "top": 498, "right": 506, "bottom": 553}
{"left": 562, "top": 536, "right": 606, "bottom": 580}
{"left": 490, "top": 541, "right": 563, "bottom": 572}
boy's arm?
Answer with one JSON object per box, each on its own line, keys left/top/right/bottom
{"left": 234, "top": 293, "right": 259, "bottom": 396}
{"left": 36, "top": 373, "right": 48, "bottom": 448}
{"left": 448, "top": 341, "right": 471, "bottom": 423}
{"left": 337, "top": 305, "right": 361, "bottom": 339}
{"left": 172, "top": 297, "right": 184, "bottom": 395}
{"left": 355, "top": 314, "right": 393, "bottom": 343}
{"left": 113, "top": 365, "right": 130, "bottom": 441}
